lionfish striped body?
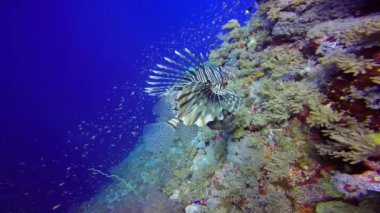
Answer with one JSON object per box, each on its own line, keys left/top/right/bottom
{"left": 145, "top": 48, "right": 241, "bottom": 127}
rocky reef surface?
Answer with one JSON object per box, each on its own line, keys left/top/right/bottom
{"left": 76, "top": 0, "right": 380, "bottom": 212}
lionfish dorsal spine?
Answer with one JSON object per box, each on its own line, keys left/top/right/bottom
{"left": 199, "top": 52, "right": 206, "bottom": 63}
{"left": 184, "top": 48, "right": 203, "bottom": 68}
{"left": 174, "top": 50, "right": 200, "bottom": 69}
{"left": 146, "top": 49, "right": 206, "bottom": 96}
{"left": 156, "top": 64, "right": 185, "bottom": 75}
{"left": 150, "top": 69, "right": 181, "bottom": 78}
{"left": 163, "top": 57, "right": 188, "bottom": 70}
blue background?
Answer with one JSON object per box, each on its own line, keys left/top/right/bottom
{"left": 0, "top": 0, "right": 252, "bottom": 212}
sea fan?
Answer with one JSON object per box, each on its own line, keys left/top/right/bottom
{"left": 145, "top": 48, "right": 241, "bottom": 127}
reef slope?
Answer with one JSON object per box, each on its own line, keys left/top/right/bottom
{"left": 77, "top": 1, "right": 380, "bottom": 212}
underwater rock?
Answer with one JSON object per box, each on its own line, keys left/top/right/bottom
{"left": 292, "top": 183, "right": 334, "bottom": 205}
{"left": 185, "top": 204, "right": 206, "bottom": 213}
{"left": 206, "top": 110, "right": 236, "bottom": 131}
{"left": 315, "top": 199, "right": 380, "bottom": 213}
{"left": 307, "top": 14, "right": 380, "bottom": 52}
{"left": 333, "top": 171, "right": 380, "bottom": 198}
{"left": 316, "top": 201, "right": 361, "bottom": 213}
{"left": 269, "top": 0, "right": 368, "bottom": 40}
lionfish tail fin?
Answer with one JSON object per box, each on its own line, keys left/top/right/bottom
{"left": 167, "top": 117, "right": 181, "bottom": 129}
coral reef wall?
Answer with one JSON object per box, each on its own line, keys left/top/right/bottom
{"left": 76, "top": 0, "right": 380, "bottom": 212}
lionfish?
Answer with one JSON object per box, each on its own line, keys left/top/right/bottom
{"left": 145, "top": 48, "right": 241, "bottom": 127}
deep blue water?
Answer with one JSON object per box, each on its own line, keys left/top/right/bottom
{"left": 0, "top": 1, "right": 253, "bottom": 212}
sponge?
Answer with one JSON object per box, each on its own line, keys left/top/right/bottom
{"left": 142, "top": 122, "right": 175, "bottom": 153}
{"left": 152, "top": 96, "right": 175, "bottom": 122}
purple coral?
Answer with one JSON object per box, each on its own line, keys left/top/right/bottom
{"left": 333, "top": 171, "right": 380, "bottom": 198}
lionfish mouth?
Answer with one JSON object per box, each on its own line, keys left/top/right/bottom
{"left": 145, "top": 48, "right": 242, "bottom": 127}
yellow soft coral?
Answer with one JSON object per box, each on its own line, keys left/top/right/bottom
{"left": 370, "top": 132, "right": 380, "bottom": 145}
{"left": 222, "top": 19, "right": 240, "bottom": 31}
{"left": 341, "top": 16, "right": 380, "bottom": 48}
{"left": 317, "top": 120, "right": 379, "bottom": 164}
{"left": 254, "top": 46, "right": 307, "bottom": 79}
{"left": 307, "top": 104, "right": 342, "bottom": 128}
{"left": 243, "top": 76, "right": 253, "bottom": 85}
{"left": 255, "top": 71, "right": 266, "bottom": 79}
{"left": 259, "top": 1, "right": 281, "bottom": 21}
{"left": 320, "top": 53, "right": 379, "bottom": 76}
{"left": 370, "top": 76, "right": 380, "bottom": 84}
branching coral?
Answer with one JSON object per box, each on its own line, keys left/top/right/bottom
{"left": 265, "top": 149, "right": 301, "bottom": 182}
{"left": 218, "top": 166, "right": 259, "bottom": 200}
{"left": 258, "top": 1, "right": 282, "bottom": 21}
{"left": 245, "top": 131, "right": 268, "bottom": 149}
{"left": 233, "top": 105, "right": 255, "bottom": 128}
{"left": 370, "top": 76, "right": 380, "bottom": 85}
{"left": 209, "top": 14, "right": 272, "bottom": 73}
{"left": 320, "top": 53, "right": 379, "bottom": 76}
{"left": 225, "top": 77, "right": 249, "bottom": 99}
{"left": 227, "top": 28, "right": 245, "bottom": 41}
{"left": 319, "top": 52, "right": 380, "bottom": 128}
{"left": 209, "top": 42, "right": 240, "bottom": 66}
{"left": 317, "top": 120, "right": 380, "bottom": 164}
{"left": 209, "top": 18, "right": 248, "bottom": 67}
{"left": 222, "top": 19, "right": 240, "bottom": 31}
{"left": 253, "top": 46, "right": 307, "bottom": 79}
{"left": 258, "top": 0, "right": 311, "bottom": 21}
{"left": 260, "top": 191, "right": 293, "bottom": 213}
{"left": 251, "top": 80, "right": 323, "bottom": 126}
{"left": 307, "top": 104, "right": 342, "bottom": 127}
{"left": 265, "top": 135, "right": 302, "bottom": 183}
